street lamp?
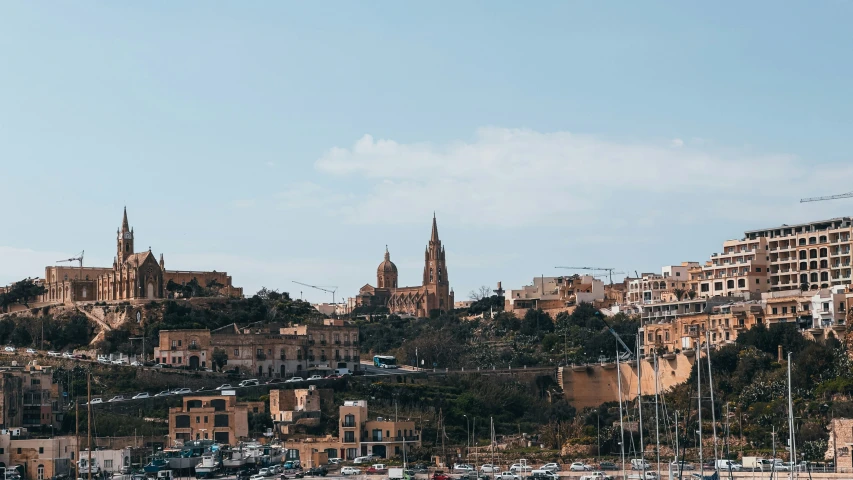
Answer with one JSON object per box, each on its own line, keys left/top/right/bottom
{"left": 463, "top": 415, "right": 470, "bottom": 463}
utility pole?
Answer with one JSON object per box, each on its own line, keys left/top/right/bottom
{"left": 88, "top": 372, "right": 92, "bottom": 480}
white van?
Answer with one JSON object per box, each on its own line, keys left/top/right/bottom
{"left": 631, "top": 459, "right": 650, "bottom": 470}
{"left": 715, "top": 460, "right": 741, "bottom": 472}
{"left": 353, "top": 456, "right": 370, "bottom": 464}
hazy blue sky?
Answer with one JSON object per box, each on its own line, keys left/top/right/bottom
{"left": 3, "top": 2, "right": 853, "bottom": 303}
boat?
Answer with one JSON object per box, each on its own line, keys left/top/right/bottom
{"left": 144, "top": 456, "right": 169, "bottom": 474}
{"left": 194, "top": 450, "right": 222, "bottom": 478}
{"left": 222, "top": 447, "right": 250, "bottom": 469}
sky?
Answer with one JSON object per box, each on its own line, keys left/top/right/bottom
{"left": 3, "top": 2, "right": 853, "bottom": 303}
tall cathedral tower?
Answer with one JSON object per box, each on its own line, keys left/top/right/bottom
{"left": 117, "top": 207, "right": 134, "bottom": 263}
{"left": 422, "top": 214, "right": 453, "bottom": 311}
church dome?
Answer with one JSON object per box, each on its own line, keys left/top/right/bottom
{"left": 377, "top": 247, "right": 397, "bottom": 275}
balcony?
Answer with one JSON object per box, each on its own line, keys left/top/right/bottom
{"left": 344, "top": 356, "right": 352, "bottom": 362}
{"left": 256, "top": 352, "right": 267, "bottom": 360}
{"left": 320, "top": 340, "right": 327, "bottom": 346}
{"left": 280, "top": 355, "right": 286, "bottom": 361}
{"left": 308, "top": 356, "right": 315, "bottom": 361}
{"left": 341, "top": 421, "right": 357, "bottom": 428}
{"left": 334, "top": 340, "right": 341, "bottom": 345}
{"left": 334, "top": 356, "right": 342, "bottom": 362}
{"left": 188, "top": 344, "right": 200, "bottom": 351}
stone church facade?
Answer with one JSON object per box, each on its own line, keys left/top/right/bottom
{"left": 38, "top": 208, "right": 242, "bottom": 304}
{"left": 356, "top": 215, "right": 454, "bottom": 317}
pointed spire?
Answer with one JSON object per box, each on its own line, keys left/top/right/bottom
{"left": 121, "top": 206, "right": 130, "bottom": 232}
{"left": 384, "top": 245, "right": 390, "bottom": 262}
{"left": 430, "top": 212, "right": 439, "bottom": 243}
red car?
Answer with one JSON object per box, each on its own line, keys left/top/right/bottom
{"left": 366, "top": 466, "right": 387, "bottom": 475}
{"left": 433, "top": 473, "right": 451, "bottom": 480}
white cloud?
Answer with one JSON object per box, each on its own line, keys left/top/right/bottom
{"left": 315, "top": 127, "right": 853, "bottom": 227}
{"left": 670, "top": 138, "right": 684, "bottom": 148}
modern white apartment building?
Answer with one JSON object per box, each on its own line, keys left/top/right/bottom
{"left": 743, "top": 217, "right": 853, "bottom": 291}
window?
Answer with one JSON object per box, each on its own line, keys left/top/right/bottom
{"left": 824, "top": 302, "right": 830, "bottom": 312}
{"left": 39, "top": 447, "right": 44, "bottom": 454}
{"left": 196, "top": 416, "right": 201, "bottom": 424}
{"left": 234, "top": 349, "right": 239, "bottom": 357}
{"left": 17, "top": 448, "right": 21, "bottom": 454}
{"left": 214, "top": 414, "right": 230, "bottom": 427}
{"left": 714, "top": 282, "right": 723, "bottom": 291}
{"left": 344, "top": 431, "right": 355, "bottom": 442}
{"left": 755, "top": 279, "right": 760, "bottom": 284}
{"left": 701, "top": 284, "right": 709, "bottom": 292}
{"left": 372, "top": 429, "right": 383, "bottom": 441}
{"left": 756, "top": 267, "right": 762, "bottom": 272}
{"left": 811, "top": 261, "right": 818, "bottom": 269}
{"left": 782, "top": 307, "right": 788, "bottom": 314}
{"left": 772, "top": 307, "right": 778, "bottom": 315}
{"left": 738, "top": 279, "right": 745, "bottom": 288}
{"left": 725, "top": 332, "right": 730, "bottom": 340}
{"left": 204, "top": 416, "right": 208, "bottom": 423}
{"left": 344, "top": 414, "right": 355, "bottom": 427}
{"left": 37, "top": 465, "right": 44, "bottom": 480}
{"left": 0, "top": 448, "right": 5, "bottom": 454}
{"left": 172, "top": 340, "right": 177, "bottom": 348}
{"left": 31, "top": 379, "right": 40, "bottom": 385}
{"left": 727, "top": 280, "right": 734, "bottom": 289}
{"left": 178, "top": 340, "right": 182, "bottom": 346}
{"left": 800, "top": 262, "right": 807, "bottom": 270}
{"left": 105, "top": 460, "right": 114, "bottom": 469}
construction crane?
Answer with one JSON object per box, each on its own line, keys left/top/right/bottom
{"left": 555, "top": 266, "right": 626, "bottom": 284}
{"left": 600, "top": 316, "right": 634, "bottom": 360}
{"left": 56, "top": 251, "right": 84, "bottom": 268}
{"left": 292, "top": 281, "right": 338, "bottom": 305}
{"left": 800, "top": 191, "right": 853, "bottom": 203}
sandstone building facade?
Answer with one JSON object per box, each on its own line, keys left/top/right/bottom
{"left": 37, "top": 208, "right": 241, "bottom": 304}
{"left": 355, "top": 215, "right": 454, "bottom": 317}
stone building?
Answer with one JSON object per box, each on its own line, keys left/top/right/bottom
{"left": 168, "top": 395, "right": 264, "bottom": 446}
{"left": 0, "top": 433, "right": 78, "bottom": 480}
{"left": 0, "top": 362, "right": 65, "bottom": 430}
{"left": 270, "top": 385, "right": 333, "bottom": 434}
{"left": 37, "top": 207, "right": 241, "bottom": 304}
{"left": 355, "top": 215, "right": 454, "bottom": 317}
{"left": 154, "top": 319, "right": 360, "bottom": 377}
{"left": 284, "top": 400, "right": 420, "bottom": 462}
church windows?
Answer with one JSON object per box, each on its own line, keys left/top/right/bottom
{"left": 430, "top": 268, "right": 434, "bottom": 283}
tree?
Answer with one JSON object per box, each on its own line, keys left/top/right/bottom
{"left": 686, "top": 289, "right": 697, "bottom": 300}
{"left": 469, "top": 285, "right": 492, "bottom": 302}
{"left": 211, "top": 348, "right": 228, "bottom": 371}
{"left": 0, "top": 279, "right": 47, "bottom": 309}
{"left": 206, "top": 279, "right": 224, "bottom": 296}
{"left": 673, "top": 288, "right": 685, "bottom": 301}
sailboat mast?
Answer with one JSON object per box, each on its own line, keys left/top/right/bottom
{"left": 87, "top": 372, "right": 92, "bottom": 480}
{"left": 653, "top": 353, "right": 661, "bottom": 478}
{"left": 787, "top": 353, "right": 796, "bottom": 480}
{"left": 76, "top": 397, "right": 80, "bottom": 480}
{"left": 697, "top": 343, "right": 704, "bottom": 478}
{"left": 616, "top": 350, "right": 626, "bottom": 474}
{"left": 706, "top": 330, "right": 719, "bottom": 463}
{"left": 637, "top": 333, "right": 645, "bottom": 471}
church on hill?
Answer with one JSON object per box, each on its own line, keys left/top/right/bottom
{"left": 355, "top": 215, "right": 454, "bottom": 317}
{"left": 38, "top": 208, "right": 242, "bottom": 304}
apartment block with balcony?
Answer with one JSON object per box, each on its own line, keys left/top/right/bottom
{"left": 640, "top": 301, "right": 763, "bottom": 356}
{"left": 745, "top": 217, "right": 853, "bottom": 292}
{"left": 505, "top": 275, "right": 605, "bottom": 316}
{"left": 0, "top": 362, "right": 66, "bottom": 430}
{"left": 626, "top": 263, "right": 696, "bottom": 305}
{"left": 640, "top": 296, "right": 734, "bottom": 325}
{"left": 168, "top": 395, "right": 264, "bottom": 446}
{"left": 697, "top": 237, "right": 770, "bottom": 298}
{"left": 285, "top": 400, "right": 421, "bottom": 464}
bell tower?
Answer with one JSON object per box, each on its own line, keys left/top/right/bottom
{"left": 423, "top": 213, "right": 449, "bottom": 287}
{"left": 117, "top": 207, "right": 134, "bottom": 263}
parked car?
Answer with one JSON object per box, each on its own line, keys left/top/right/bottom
{"left": 366, "top": 465, "right": 387, "bottom": 475}
{"left": 154, "top": 390, "right": 171, "bottom": 397}
{"left": 307, "top": 375, "right": 323, "bottom": 381}
{"left": 495, "top": 472, "right": 520, "bottom": 480}
{"left": 632, "top": 459, "right": 651, "bottom": 471}
{"left": 454, "top": 464, "right": 474, "bottom": 472}
{"left": 25, "top": 348, "right": 36, "bottom": 354}
{"left": 107, "top": 395, "right": 125, "bottom": 402}
{"left": 239, "top": 379, "right": 260, "bottom": 387}
{"left": 250, "top": 475, "right": 265, "bottom": 480}
{"left": 670, "top": 461, "right": 695, "bottom": 471}
{"left": 353, "top": 457, "right": 371, "bottom": 465}
{"left": 171, "top": 388, "right": 192, "bottom": 395}
{"left": 285, "top": 377, "right": 304, "bottom": 383}
{"left": 532, "top": 471, "right": 558, "bottom": 480}
{"left": 327, "top": 458, "right": 342, "bottom": 465}
{"left": 511, "top": 464, "right": 533, "bottom": 473}
{"left": 132, "top": 392, "right": 150, "bottom": 400}
{"left": 305, "top": 467, "right": 327, "bottom": 477}
{"left": 259, "top": 468, "right": 273, "bottom": 477}
{"left": 628, "top": 473, "right": 659, "bottom": 480}
{"left": 112, "top": 358, "right": 128, "bottom": 365}
{"left": 62, "top": 352, "right": 74, "bottom": 358}
{"left": 579, "top": 472, "right": 612, "bottom": 480}
{"left": 4, "top": 346, "right": 15, "bottom": 352}
{"left": 540, "top": 463, "right": 561, "bottom": 473}
{"left": 480, "top": 465, "right": 498, "bottom": 474}
{"left": 433, "top": 473, "right": 452, "bottom": 480}
{"left": 599, "top": 462, "right": 618, "bottom": 471}
{"left": 47, "top": 351, "right": 60, "bottom": 357}
{"left": 570, "top": 463, "right": 592, "bottom": 472}
{"left": 215, "top": 384, "right": 232, "bottom": 390}
{"left": 87, "top": 398, "right": 103, "bottom": 405}
{"left": 341, "top": 467, "right": 360, "bottom": 476}
{"left": 131, "top": 361, "right": 143, "bottom": 367}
